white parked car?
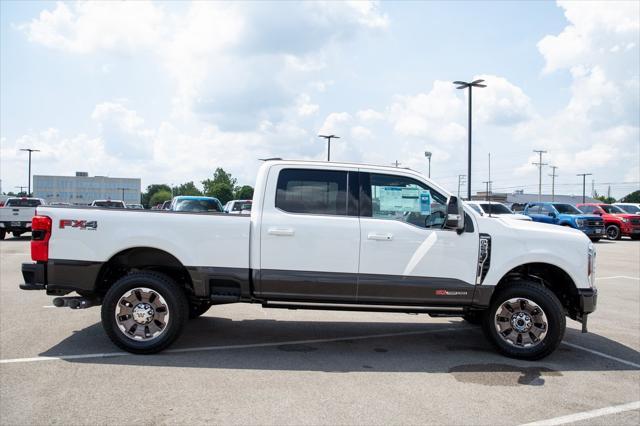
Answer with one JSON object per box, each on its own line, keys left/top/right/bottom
{"left": 613, "top": 203, "right": 640, "bottom": 215}
{"left": 465, "top": 201, "right": 532, "bottom": 221}
{"left": 20, "top": 160, "right": 596, "bottom": 360}
{"left": 224, "top": 199, "right": 252, "bottom": 214}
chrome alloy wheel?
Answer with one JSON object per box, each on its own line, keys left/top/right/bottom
{"left": 494, "top": 298, "right": 548, "bottom": 348}
{"left": 115, "top": 287, "right": 170, "bottom": 341}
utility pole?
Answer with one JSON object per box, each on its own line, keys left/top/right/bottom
{"left": 457, "top": 174, "right": 467, "bottom": 199}
{"left": 392, "top": 160, "right": 401, "bottom": 167}
{"left": 453, "top": 79, "right": 487, "bottom": 200}
{"left": 577, "top": 173, "right": 592, "bottom": 203}
{"left": 482, "top": 181, "right": 493, "bottom": 201}
{"left": 591, "top": 179, "right": 595, "bottom": 198}
{"left": 548, "top": 166, "right": 558, "bottom": 201}
{"left": 20, "top": 148, "right": 40, "bottom": 196}
{"left": 117, "top": 187, "right": 128, "bottom": 201}
{"left": 532, "top": 150, "right": 547, "bottom": 202}
{"left": 15, "top": 185, "right": 27, "bottom": 195}
{"left": 318, "top": 135, "right": 340, "bottom": 161}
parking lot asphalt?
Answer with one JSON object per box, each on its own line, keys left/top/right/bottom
{"left": 1, "top": 237, "right": 638, "bottom": 425}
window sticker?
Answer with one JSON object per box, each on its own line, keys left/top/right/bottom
{"left": 420, "top": 190, "right": 432, "bottom": 215}
{"left": 379, "top": 186, "right": 425, "bottom": 212}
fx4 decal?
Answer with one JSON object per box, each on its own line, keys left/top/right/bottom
{"left": 59, "top": 219, "right": 98, "bottom": 230}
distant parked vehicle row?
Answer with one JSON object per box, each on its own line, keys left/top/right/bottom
{"left": 523, "top": 202, "right": 604, "bottom": 242}
{"left": 224, "top": 199, "right": 252, "bottom": 214}
{"left": 613, "top": 203, "right": 640, "bottom": 215}
{"left": 577, "top": 203, "right": 640, "bottom": 240}
{"left": 170, "top": 196, "right": 223, "bottom": 212}
{"left": 90, "top": 199, "right": 126, "bottom": 209}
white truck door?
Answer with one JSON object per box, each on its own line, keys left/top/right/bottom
{"left": 357, "top": 171, "right": 478, "bottom": 305}
{"left": 258, "top": 166, "right": 360, "bottom": 301}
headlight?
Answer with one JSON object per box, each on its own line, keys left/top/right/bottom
{"left": 620, "top": 217, "right": 629, "bottom": 223}
{"left": 576, "top": 219, "right": 585, "bottom": 227}
{"left": 588, "top": 243, "right": 596, "bottom": 288}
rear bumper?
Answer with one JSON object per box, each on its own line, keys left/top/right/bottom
{"left": 21, "top": 260, "right": 103, "bottom": 295}
{"left": 20, "top": 262, "right": 46, "bottom": 290}
{"left": 0, "top": 221, "right": 32, "bottom": 232}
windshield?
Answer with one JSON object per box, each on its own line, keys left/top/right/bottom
{"left": 173, "top": 199, "right": 221, "bottom": 212}
{"left": 232, "top": 202, "right": 252, "bottom": 212}
{"left": 553, "top": 204, "right": 582, "bottom": 214}
{"left": 468, "top": 204, "right": 482, "bottom": 214}
{"left": 617, "top": 204, "right": 640, "bottom": 213}
{"left": 5, "top": 199, "right": 42, "bottom": 207}
{"left": 601, "top": 205, "right": 625, "bottom": 214}
{"left": 93, "top": 201, "right": 125, "bottom": 208}
{"left": 479, "top": 203, "right": 512, "bottom": 214}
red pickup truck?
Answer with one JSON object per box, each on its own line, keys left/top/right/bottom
{"left": 577, "top": 203, "right": 640, "bottom": 240}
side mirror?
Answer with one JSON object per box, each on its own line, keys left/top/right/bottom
{"left": 548, "top": 212, "right": 556, "bottom": 218}
{"left": 445, "top": 196, "right": 465, "bottom": 234}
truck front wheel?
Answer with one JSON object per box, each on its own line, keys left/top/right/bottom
{"left": 101, "top": 272, "right": 189, "bottom": 354}
{"left": 0, "top": 229, "right": 5, "bottom": 240}
{"left": 483, "top": 280, "right": 565, "bottom": 360}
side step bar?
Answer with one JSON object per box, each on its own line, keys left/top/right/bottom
{"left": 262, "top": 301, "right": 464, "bottom": 316}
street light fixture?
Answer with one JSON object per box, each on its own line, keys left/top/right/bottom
{"left": 424, "top": 151, "right": 432, "bottom": 178}
{"left": 453, "top": 79, "right": 486, "bottom": 200}
{"left": 20, "top": 148, "right": 40, "bottom": 196}
{"left": 318, "top": 135, "right": 340, "bottom": 161}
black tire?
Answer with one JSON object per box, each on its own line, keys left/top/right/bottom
{"left": 101, "top": 271, "right": 189, "bottom": 354}
{"left": 12, "top": 232, "right": 23, "bottom": 238}
{"left": 462, "top": 310, "right": 485, "bottom": 325}
{"left": 483, "top": 280, "right": 565, "bottom": 360}
{"left": 0, "top": 229, "right": 5, "bottom": 240}
{"left": 606, "top": 224, "right": 621, "bottom": 240}
{"left": 189, "top": 301, "right": 212, "bottom": 319}
{"left": 590, "top": 238, "right": 601, "bottom": 243}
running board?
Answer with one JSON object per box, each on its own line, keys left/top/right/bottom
{"left": 262, "top": 301, "right": 464, "bottom": 315}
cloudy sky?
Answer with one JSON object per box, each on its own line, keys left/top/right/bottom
{"left": 1, "top": 0, "right": 638, "bottom": 198}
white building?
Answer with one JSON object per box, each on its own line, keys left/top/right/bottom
{"left": 33, "top": 172, "right": 141, "bottom": 205}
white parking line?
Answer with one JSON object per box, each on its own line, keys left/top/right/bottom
{"left": 562, "top": 341, "right": 640, "bottom": 369}
{"left": 0, "top": 326, "right": 466, "bottom": 364}
{"left": 597, "top": 276, "right": 640, "bottom": 281}
{"left": 520, "top": 400, "right": 640, "bottom": 425}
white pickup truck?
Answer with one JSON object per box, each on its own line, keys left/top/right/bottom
{"left": 20, "top": 160, "right": 597, "bottom": 359}
{"left": 0, "top": 197, "right": 46, "bottom": 239}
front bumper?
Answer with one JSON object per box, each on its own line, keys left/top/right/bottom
{"left": 577, "top": 288, "right": 597, "bottom": 314}
{"left": 20, "top": 262, "right": 46, "bottom": 290}
{"left": 579, "top": 227, "right": 604, "bottom": 237}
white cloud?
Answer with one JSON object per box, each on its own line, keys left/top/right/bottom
{"left": 91, "top": 102, "right": 153, "bottom": 159}
{"left": 319, "top": 112, "right": 352, "bottom": 135}
{"left": 21, "top": 1, "right": 165, "bottom": 54}
{"left": 356, "top": 109, "right": 384, "bottom": 121}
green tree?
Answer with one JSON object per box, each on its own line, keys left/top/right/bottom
{"left": 150, "top": 190, "right": 172, "bottom": 206}
{"left": 593, "top": 191, "right": 616, "bottom": 204}
{"left": 142, "top": 184, "right": 171, "bottom": 208}
{"left": 620, "top": 190, "right": 640, "bottom": 203}
{"left": 234, "top": 185, "right": 254, "bottom": 200}
{"left": 173, "top": 181, "right": 202, "bottom": 196}
{"left": 202, "top": 168, "right": 237, "bottom": 205}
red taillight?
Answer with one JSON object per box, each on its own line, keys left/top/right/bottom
{"left": 31, "top": 215, "right": 52, "bottom": 262}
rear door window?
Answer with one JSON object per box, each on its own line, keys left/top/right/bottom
{"left": 276, "top": 169, "right": 348, "bottom": 216}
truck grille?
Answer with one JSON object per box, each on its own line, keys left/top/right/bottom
{"left": 587, "top": 219, "right": 603, "bottom": 227}
{"left": 630, "top": 218, "right": 640, "bottom": 226}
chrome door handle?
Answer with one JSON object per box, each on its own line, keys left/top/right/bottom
{"left": 367, "top": 232, "right": 393, "bottom": 241}
{"left": 268, "top": 227, "right": 295, "bottom": 236}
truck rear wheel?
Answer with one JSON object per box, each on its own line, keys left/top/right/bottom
{"left": 606, "top": 224, "right": 621, "bottom": 240}
{"left": 483, "top": 280, "right": 565, "bottom": 360}
{"left": 101, "top": 271, "right": 189, "bottom": 354}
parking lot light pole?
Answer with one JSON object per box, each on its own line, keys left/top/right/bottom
{"left": 454, "top": 79, "right": 486, "bottom": 200}
{"left": 577, "top": 173, "right": 592, "bottom": 203}
{"left": 457, "top": 174, "right": 466, "bottom": 198}
{"left": 318, "top": 135, "right": 340, "bottom": 161}
{"left": 532, "top": 150, "right": 547, "bottom": 202}
{"left": 20, "top": 148, "right": 40, "bottom": 196}
{"left": 549, "top": 166, "right": 558, "bottom": 202}
{"left": 424, "top": 151, "right": 432, "bottom": 178}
